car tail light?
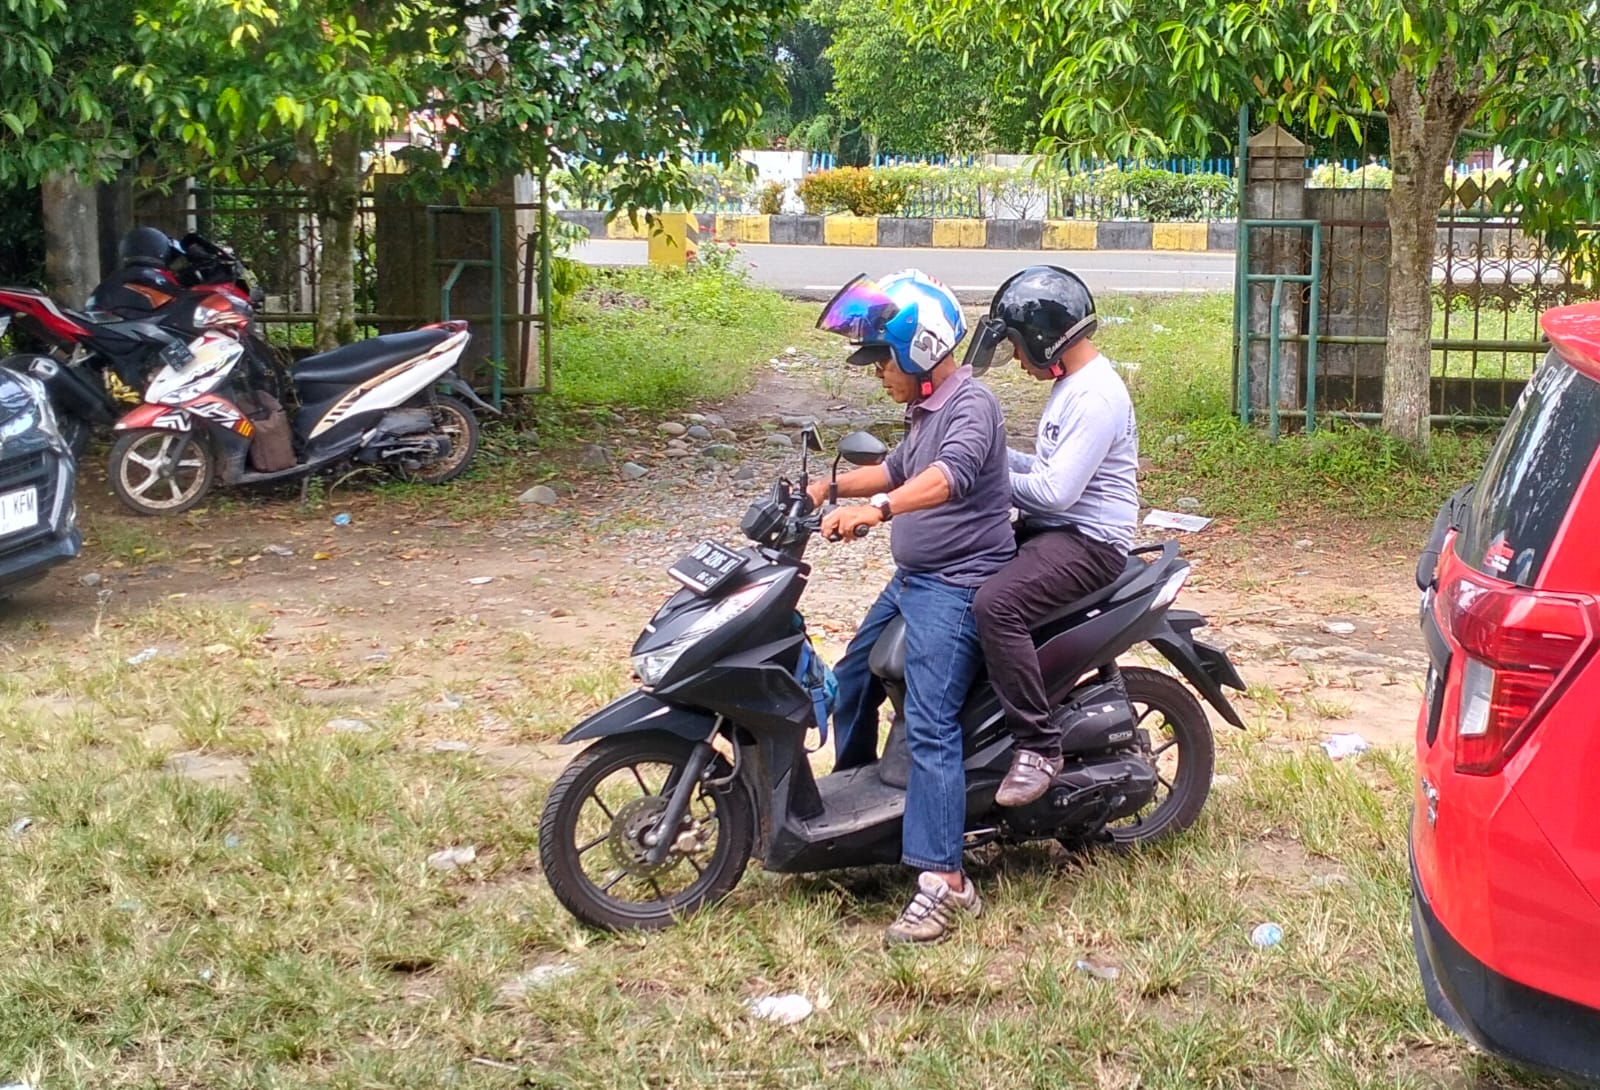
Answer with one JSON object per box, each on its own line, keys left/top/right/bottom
{"left": 1437, "top": 567, "right": 1600, "bottom": 774}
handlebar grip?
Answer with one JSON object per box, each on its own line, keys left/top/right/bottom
{"left": 853, "top": 524, "right": 871, "bottom": 538}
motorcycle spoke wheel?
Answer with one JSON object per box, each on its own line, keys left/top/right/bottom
{"left": 1103, "top": 666, "right": 1215, "bottom": 848}
{"left": 539, "top": 733, "right": 753, "bottom": 932}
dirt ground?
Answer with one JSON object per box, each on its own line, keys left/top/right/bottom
{"left": 2, "top": 353, "right": 1432, "bottom": 755}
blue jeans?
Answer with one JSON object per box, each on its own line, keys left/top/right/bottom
{"left": 831, "top": 570, "right": 983, "bottom": 872}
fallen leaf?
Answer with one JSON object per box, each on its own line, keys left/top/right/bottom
{"left": 313, "top": 552, "right": 332, "bottom": 561}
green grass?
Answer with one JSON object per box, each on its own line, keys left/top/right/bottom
{"left": 0, "top": 596, "right": 1551, "bottom": 1089}
{"left": 552, "top": 265, "right": 820, "bottom": 410}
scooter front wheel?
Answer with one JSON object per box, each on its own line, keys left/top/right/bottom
{"left": 108, "top": 429, "right": 216, "bottom": 516}
{"left": 539, "top": 732, "right": 754, "bottom": 932}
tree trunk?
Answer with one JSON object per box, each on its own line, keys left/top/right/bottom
{"left": 1382, "top": 67, "right": 1478, "bottom": 451}
{"left": 1383, "top": 151, "right": 1440, "bottom": 449}
{"left": 308, "top": 130, "right": 364, "bottom": 350}
{"left": 40, "top": 172, "right": 102, "bottom": 307}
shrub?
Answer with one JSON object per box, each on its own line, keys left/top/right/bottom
{"left": 1309, "top": 162, "right": 1393, "bottom": 190}
{"left": 795, "top": 167, "right": 908, "bottom": 215}
{"left": 757, "top": 180, "right": 786, "bottom": 215}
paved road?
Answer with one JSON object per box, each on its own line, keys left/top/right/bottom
{"left": 574, "top": 240, "right": 1236, "bottom": 300}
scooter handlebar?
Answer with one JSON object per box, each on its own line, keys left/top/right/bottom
{"left": 824, "top": 523, "right": 872, "bottom": 542}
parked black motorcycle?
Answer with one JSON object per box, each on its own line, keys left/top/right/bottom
{"left": 538, "top": 429, "right": 1248, "bottom": 932}
{"left": 0, "top": 232, "right": 280, "bottom": 456}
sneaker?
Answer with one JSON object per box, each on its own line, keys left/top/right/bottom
{"left": 995, "top": 748, "right": 1064, "bottom": 808}
{"left": 885, "top": 871, "right": 983, "bottom": 945}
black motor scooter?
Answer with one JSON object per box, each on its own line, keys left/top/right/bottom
{"left": 539, "top": 429, "right": 1248, "bottom": 932}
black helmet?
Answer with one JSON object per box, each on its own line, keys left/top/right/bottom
{"left": 118, "top": 226, "right": 178, "bottom": 269}
{"left": 963, "top": 265, "right": 1096, "bottom": 378}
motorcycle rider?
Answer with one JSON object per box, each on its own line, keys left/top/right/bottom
{"left": 965, "top": 266, "right": 1140, "bottom": 807}
{"left": 809, "top": 269, "right": 1015, "bottom": 944}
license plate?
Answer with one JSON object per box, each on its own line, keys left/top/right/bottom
{"left": 0, "top": 486, "right": 37, "bottom": 537}
{"left": 668, "top": 540, "right": 746, "bottom": 595}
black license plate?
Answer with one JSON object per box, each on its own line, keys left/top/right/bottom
{"left": 668, "top": 540, "right": 746, "bottom": 595}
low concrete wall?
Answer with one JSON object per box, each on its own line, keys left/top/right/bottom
{"left": 557, "top": 210, "right": 1236, "bottom": 251}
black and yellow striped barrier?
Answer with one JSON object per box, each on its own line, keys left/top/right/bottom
{"left": 557, "top": 211, "right": 1235, "bottom": 252}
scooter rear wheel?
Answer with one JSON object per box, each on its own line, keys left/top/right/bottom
{"left": 394, "top": 394, "right": 479, "bottom": 485}
{"left": 539, "top": 732, "right": 754, "bottom": 932}
{"left": 1103, "top": 666, "right": 1215, "bottom": 848}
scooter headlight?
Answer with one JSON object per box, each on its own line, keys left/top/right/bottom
{"left": 631, "top": 576, "right": 780, "bottom": 688}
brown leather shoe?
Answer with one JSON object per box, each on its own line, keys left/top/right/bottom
{"left": 995, "top": 749, "right": 1063, "bottom": 807}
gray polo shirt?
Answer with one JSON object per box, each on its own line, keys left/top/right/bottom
{"left": 884, "top": 367, "right": 1016, "bottom": 586}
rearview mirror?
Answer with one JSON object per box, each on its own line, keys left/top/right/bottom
{"left": 838, "top": 429, "right": 888, "bottom": 467}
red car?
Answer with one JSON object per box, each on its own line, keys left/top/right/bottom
{"left": 1412, "top": 300, "right": 1600, "bottom": 1078}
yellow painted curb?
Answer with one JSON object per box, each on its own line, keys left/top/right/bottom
{"left": 1043, "top": 220, "right": 1098, "bottom": 250}
{"left": 1152, "top": 222, "right": 1208, "bottom": 251}
{"left": 824, "top": 215, "right": 880, "bottom": 246}
{"left": 931, "top": 218, "right": 986, "bottom": 248}
{"left": 715, "top": 214, "right": 771, "bottom": 244}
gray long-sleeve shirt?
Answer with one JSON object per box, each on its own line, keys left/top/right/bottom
{"left": 1008, "top": 354, "right": 1139, "bottom": 550}
{"left": 883, "top": 367, "right": 1017, "bottom": 586}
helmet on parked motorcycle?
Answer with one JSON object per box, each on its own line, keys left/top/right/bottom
{"left": 118, "top": 227, "right": 180, "bottom": 270}
{"left": 816, "top": 269, "right": 967, "bottom": 397}
{"left": 964, "top": 265, "right": 1096, "bottom": 379}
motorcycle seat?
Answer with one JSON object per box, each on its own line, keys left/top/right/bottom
{"left": 867, "top": 554, "right": 1150, "bottom": 682}
{"left": 293, "top": 328, "right": 453, "bottom": 388}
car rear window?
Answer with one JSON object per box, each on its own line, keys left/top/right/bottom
{"left": 1456, "top": 351, "right": 1600, "bottom": 586}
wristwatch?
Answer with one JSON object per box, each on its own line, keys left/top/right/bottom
{"left": 870, "top": 492, "right": 894, "bottom": 521}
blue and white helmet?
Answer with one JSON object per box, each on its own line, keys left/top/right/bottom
{"left": 816, "top": 269, "right": 967, "bottom": 386}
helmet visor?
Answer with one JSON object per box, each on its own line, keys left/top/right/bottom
{"left": 816, "top": 275, "right": 900, "bottom": 344}
{"left": 960, "top": 316, "right": 1016, "bottom": 376}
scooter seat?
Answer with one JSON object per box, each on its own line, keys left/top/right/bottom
{"left": 866, "top": 555, "right": 1150, "bottom": 682}
{"left": 293, "top": 328, "right": 452, "bottom": 388}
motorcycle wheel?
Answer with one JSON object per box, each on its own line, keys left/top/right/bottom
{"left": 394, "top": 394, "right": 479, "bottom": 485}
{"left": 539, "top": 732, "right": 754, "bottom": 932}
{"left": 108, "top": 429, "right": 215, "bottom": 516}
{"left": 1102, "top": 666, "right": 1215, "bottom": 848}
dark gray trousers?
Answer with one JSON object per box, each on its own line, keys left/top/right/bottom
{"left": 974, "top": 524, "right": 1125, "bottom": 757}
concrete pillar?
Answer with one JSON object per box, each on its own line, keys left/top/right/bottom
{"left": 1244, "top": 125, "right": 1307, "bottom": 417}
{"left": 1306, "top": 187, "right": 1389, "bottom": 412}
{"left": 41, "top": 173, "right": 102, "bottom": 307}
{"left": 373, "top": 173, "right": 537, "bottom": 387}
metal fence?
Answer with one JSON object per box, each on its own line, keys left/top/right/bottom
{"left": 1239, "top": 149, "right": 1575, "bottom": 431}
{"left": 189, "top": 182, "right": 553, "bottom": 399}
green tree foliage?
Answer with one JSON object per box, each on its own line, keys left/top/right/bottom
{"left": 920, "top": 0, "right": 1594, "bottom": 449}
{"left": 121, "top": 0, "right": 431, "bottom": 347}
{"left": 0, "top": 0, "right": 143, "bottom": 186}
{"left": 823, "top": 0, "right": 1038, "bottom": 154}
{"left": 119, "top": 0, "right": 796, "bottom": 347}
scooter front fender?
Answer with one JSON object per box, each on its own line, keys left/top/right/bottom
{"left": 115, "top": 403, "right": 195, "bottom": 432}
{"left": 561, "top": 689, "right": 717, "bottom": 744}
